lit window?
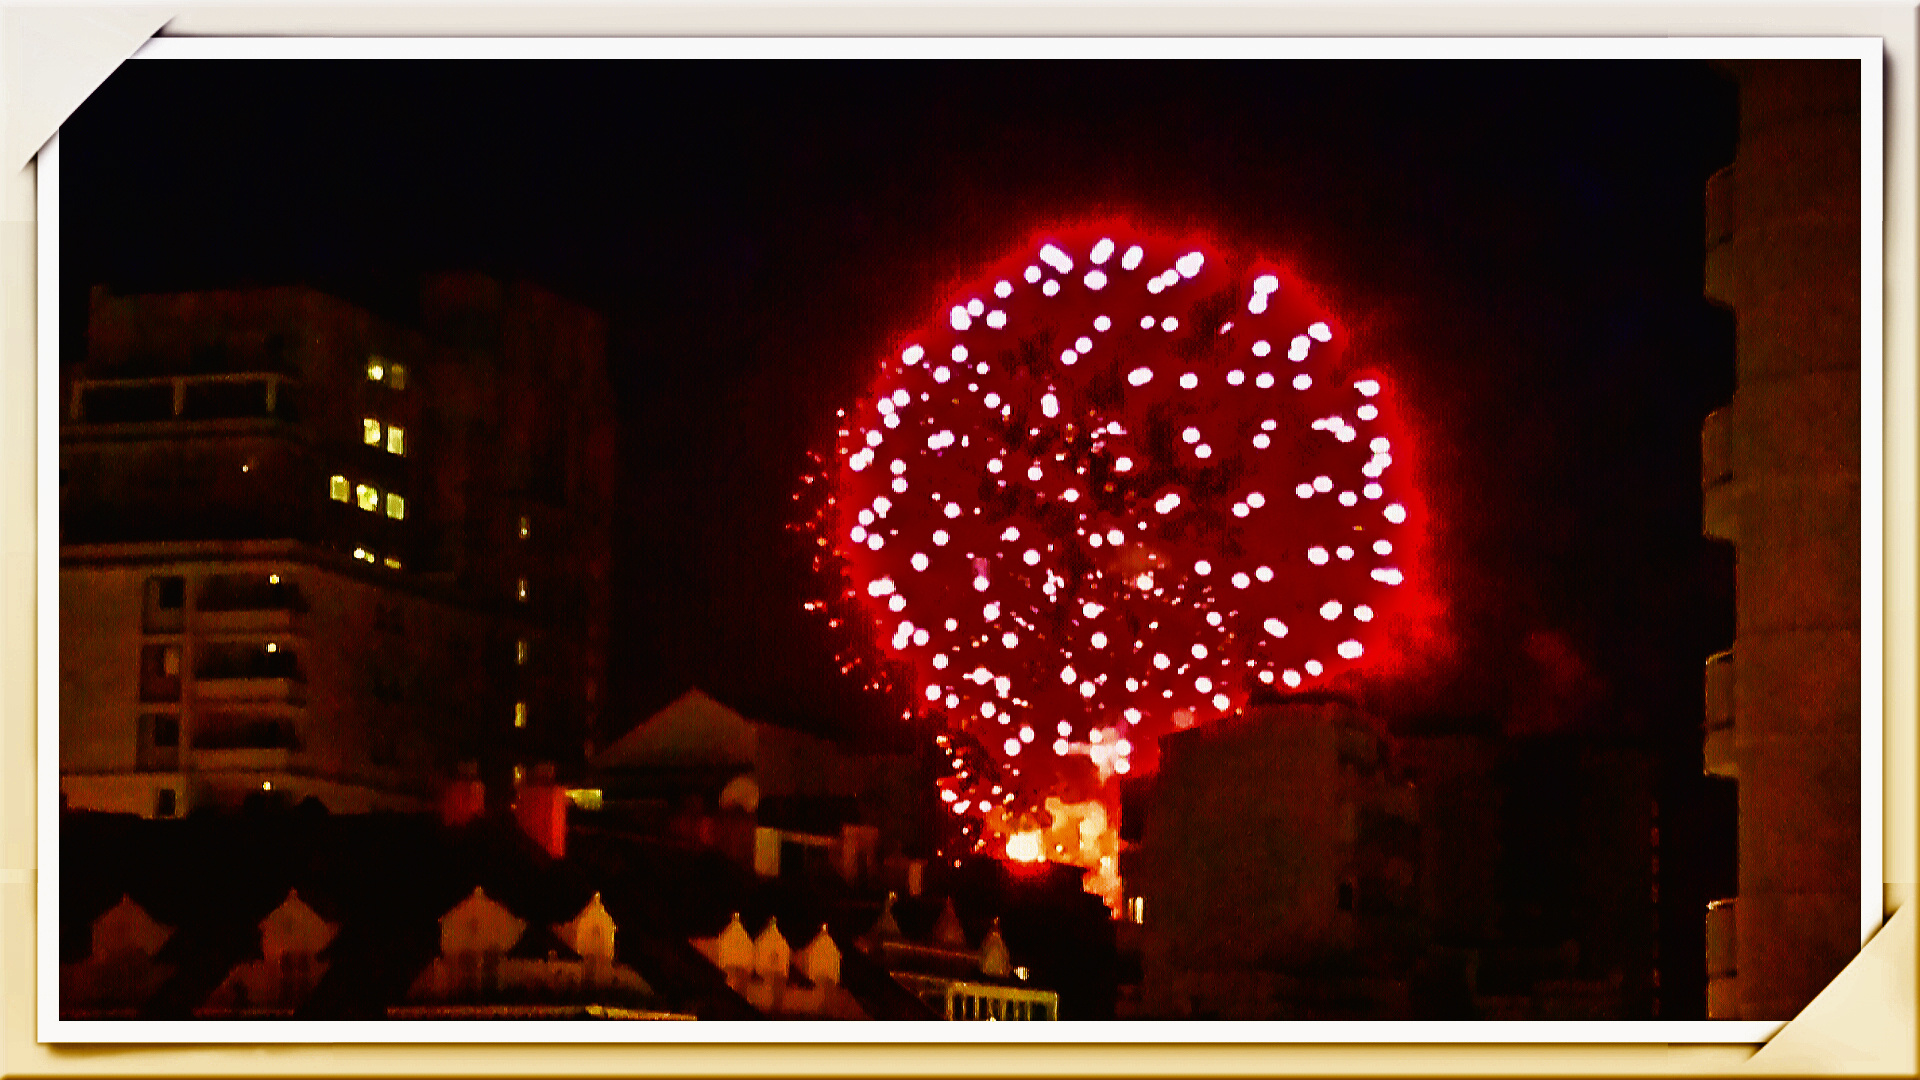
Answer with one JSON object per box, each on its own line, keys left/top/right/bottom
{"left": 356, "top": 484, "right": 379, "bottom": 512}
{"left": 514, "top": 702, "right": 527, "bottom": 729}
{"left": 518, "top": 515, "right": 530, "bottom": 540}
{"left": 385, "top": 493, "right": 405, "bottom": 520}
{"left": 363, "top": 418, "right": 382, "bottom": 445}
{"left": 389, "top": 364, "right": 407, "bottom": 391}
{"left": 512, "top": 764, "right": 526, "bottom": 785}
{"left": 516, "top": 577, "right": 528, "bottom": 602}
{"left": 367, "top": 359, "right": 385, "bottom": 382}
{"left": 1128, "top": 896, "right": 1145, "bottom": 924}
{"left": 386, "top": 425, "right": 405, "bottom": 455}
{"left": 383, "top": 556, "right": 402, "bottom": 570}
{"left": 516, "top": 639, "right": 528, "bottom": 665}
{"left": 330, "top": 475, "right": 350, "bottom": 502}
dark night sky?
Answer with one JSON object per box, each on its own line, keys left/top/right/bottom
{"left": 60, "top": 59, "right": 1740, "bottom": 746}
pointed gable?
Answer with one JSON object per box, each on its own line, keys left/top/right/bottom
{"left": 863, "top": 891, "right": 903, "bottom": 947}
{"left": 713, "top": 912, "right": 754, "bottom": 973}
{"left": 931, "top": 898, "right": 968, "bottom": 949}
{"left": 555, "top": 892, "right": 617, "bottom": 962}
{"left": 591, "top": 688, "right": 758, "bottom": 769}
{"left": 438, "top": 887, "right": 526, "bottom": 956}
{"left": 795, "top": 925, "right": 841, "bottom": 986}
{"left": 752, "top": 917, "right": 791, "bottom": 981}
{"left": 91, "top": 895, "right": 172, "bottom": 961}
{"left": 979, "top": 918, "right": 1011, "bottom": 977}
{"left": 259, "top": 889, "right": 337, "bottom": 963}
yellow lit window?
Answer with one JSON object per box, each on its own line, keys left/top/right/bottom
{"left": 512, "top": 764, "right": 526, "bottom": 785}
{"left": 514, "top": 702, "right": 527, "bottom": 729}
{"left": 518, "top": 515, "right": 530, "bottom": 540}
{"left": 385, "top": 493, "right": 406, "bottom": 520}
{"left": 367, "top": 359, "right": 385, "bottom": 382}
{"left": 386, "top": 425, "right": 405, "bottom": 455}
{"left": 356, "top": 484, "right": 379, "bottom": 512}
{"left": 330, "top": 475, "right": 350, "bottom": 502}
{"left": 516, "top": 577, "right": 528, "bottom": 602}
{"left": 389, "top": 364, "right": 407, "bottom": 391}
{"left": 362, "top": 418, "right": 382, "bottom": 445}
{"left": 516, "top": 639, "right": 528, "bottom": 665}
{"left": 383, "top": 556, "right": 402, "bottom": 570}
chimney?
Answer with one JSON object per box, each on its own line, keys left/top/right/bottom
{"left": 514, "top": 762, "right": 566, "bottom": 859}
{"left": 441, "top": 761, "right": 485, "bottom": 827}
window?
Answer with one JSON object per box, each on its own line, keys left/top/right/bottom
{"left": 366, "top": 358, "right": 385, "bottom": 382}
{"left": 383, "top": 555, "right": 402, "bottom": 570}
{"left": 386, "top": 425, "right": 405, "bottom": 455}
{"left": 385, "top": 493, "right": 406, "bottom": 520}
{"left": 362, "top": 418, "right": 382, "bottom": 446}
{"left": 154, "top": 788, "right": 177, "bottom": 818}
{"left": 145, "top": 714, "right": 180, "bottom": 748}
{"left": 389, "top": 363, "right": 407, "bottom": 391}
{"left": 143, "top": 576, "right": 185, "bottom": 633}
{"left": 1127, "top": 896, "right": 1145, "bottom": 925}
{"left": 138, "top": 713, "right": 180, "bottom": 770}
{"left": 514, "top": 702, "right": 527, "bottom": 729}
{"left": 512, "top": 764, "right": 526, "bottom": 786}
{"left": 518, "top": 515, "right": 530, "bottom": 540}
{"left": 516, "top": 577, "right": 528, "bottom": 602}
{"left": 515, "top": 639, "right": 528, "bottom": 665}
{"left": 330, "top": 475, "right": 350, "bottom": 502}
{"left": 140, "top": 644, "right": 182, "bottom": 702}
{"left": 356, "top": 484, "right": 379, "bottom": 512}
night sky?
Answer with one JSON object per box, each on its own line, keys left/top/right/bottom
{"left": 60, "top": 60, "right": 1740, "bottom": 747}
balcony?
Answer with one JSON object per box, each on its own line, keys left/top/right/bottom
{"left": 191, "top": 747, "right": 300, "bottom": 773}
{"left": 1706, "top": 897, "right": 1739, "bottom": 1019}
{"left": 1704, "top": 165, "right": 1737, "bottom": 307}
{"left": 1704, "top": 650, "right": 1736, "bottom": 780}
{"left": 195, "top": 604, "right": 306, "bottom": 636}
{"left": 195, "top": 676, "right": 307, "bottom": 706}
{"left": 1701, "top": 407, "right": 1737, "bottom": 543}
{"left": 68, "top": 372, "right": 299, "bottom": 425}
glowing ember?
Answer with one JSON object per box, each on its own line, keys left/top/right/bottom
{"left": 798, "top": 222, "right": 1418, "bottom": 877}
{"left": 1005, "top": 830, "right": 1045, "bottom": 863}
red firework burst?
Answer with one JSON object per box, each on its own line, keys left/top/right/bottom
{"left": 801, "top": 222, "right": 1419, "bottom": 824}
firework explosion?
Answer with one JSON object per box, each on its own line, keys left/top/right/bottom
{"left": 797, "top": 223, "right": 1418, "bottom": 870}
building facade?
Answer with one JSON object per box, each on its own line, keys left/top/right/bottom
{"left": 1698, "top": 59, "right": 1862, "bottom": 1019}
{"left": 60, "top": 276, "right": 614, "bottom": 817}
{"left": 1129, "top": 695, "right": 1421, "bottom": 1019}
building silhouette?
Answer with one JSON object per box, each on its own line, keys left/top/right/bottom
{"left": 1128, "top": 695, "right": 1422, "bottom": 1019}
{"left": 59, "top": 275, "right": 614, "bottom": 817}
{"left": 1699, "top": 59, "right": 1862, "bottom": 1019}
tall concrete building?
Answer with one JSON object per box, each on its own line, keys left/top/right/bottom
{"left": 1128, "top": 695, "right": 1421, "bottom": 1019}
{"left": 60, "top": 276, "right": 614, "bottom": 818}
{"left": 1699, "top": 60, "right": 1861, "bottom": 1019}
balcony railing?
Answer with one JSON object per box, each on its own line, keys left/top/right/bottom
{"left": 68, "top": 372, "right": 299, "bottom": 425}
{"left": 1706, "top": 897, "right": 1738, "bottom": 1019}
{"left": 1701, "top": 408, "right": 1736, "bottom": 543}
{"left": 1704, "top": 650, "right": 1736, "bottom": 780}
{"left": 191, "top": 747, "right": 301, "bottom": 773}
{"left": 195, "top": 676, "right": 307, "bottom": 706}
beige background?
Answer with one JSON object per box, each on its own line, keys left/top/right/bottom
{"left": 3, "top": 5, "right": 1912, "bottom": 1074}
